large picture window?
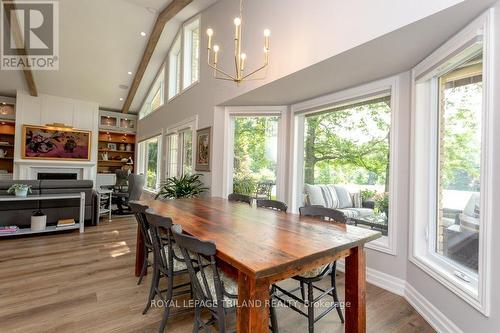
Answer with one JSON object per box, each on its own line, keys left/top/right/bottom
{"left": 302, "top": 95, "right": 391, "bottom": 236}
{"left": 411, "top": 13, "right": 492, "bottom": 313}
{"left": 139, "top": 136, "right": 161, "bottom": 191}
{"left": 232, "top": 116, "right": 279, "bottom": 199}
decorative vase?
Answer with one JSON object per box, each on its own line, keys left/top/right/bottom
{"left": 126, "top": 143, "right": 132, "bottom": 152}
{"left": 119, "top": 144, "right": 125, "bottom": 151}
{"left": 15, "top": 188, "right": 28, "bottom": 197}
{"left": 31, "top": 210, "right": 47, "bottom": 231}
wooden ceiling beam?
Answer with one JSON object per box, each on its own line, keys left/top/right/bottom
{"left": 121, "top": 0, "right": 192, "bottom": 113}
{"left": 2, "top": 0, "right": 38, "bottom": 97}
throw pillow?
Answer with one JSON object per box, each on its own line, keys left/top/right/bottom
{"left": 319, "top": 185, "right": 340, "bottom": 209}
{"left": 335, "top": 186, "right": 353, "bottom": 209}
{"left": 352, "top": 191, "right": 362, "bottom": 208}
{"left": 303, "top": 184, "right": 326, "bottom": 207}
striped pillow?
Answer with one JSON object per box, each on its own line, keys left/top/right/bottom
{"left": 319, "top": 185, "right": 340, "bottom": 209}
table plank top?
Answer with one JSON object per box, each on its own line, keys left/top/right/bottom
{"left": 141, "top": 197, "right": 380, "bottom": 278}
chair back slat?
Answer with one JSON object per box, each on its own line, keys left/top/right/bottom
{"left": 256, "top": 199, "right": 288, "bottom": 212}
{"left": 228, "top": 193, "right": 252, "bottom": 205}
{"left": 129, "top": 201, "right": 153, "bottom": 250}
{"left": 171, "top": 225, "right": 226, "bottom": 306}
{"left": 145, "top": 210, "right": 176, "bottom": 275}
{"left": 299, "top": 205, "right": 346, "bottom": 223}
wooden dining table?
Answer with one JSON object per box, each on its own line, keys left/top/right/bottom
{"left": 135, "top": 197, "right": 380, "bottom": 333}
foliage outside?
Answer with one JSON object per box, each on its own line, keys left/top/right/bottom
{"left": 146, "top": 139, "right": 158, "bottom": 189}
{"left": 232, "top": 116, "right": 278, "bottom": 196}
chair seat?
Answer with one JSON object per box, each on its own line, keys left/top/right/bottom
{"left": 162, "top": 245, "right": 187, "bottom": 271}
{"left": 296, "top": 264, "right": 330, "bottom": 279}
{"left": 196, "top": 269, "right": 238, "bottom": 306}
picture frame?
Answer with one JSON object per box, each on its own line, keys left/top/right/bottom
{"left": 22, "top": 124, "right": 91, "bottom": 161}
{"left": 195, "top": 126, "right": 211, "bottom": 172}
{"left": 107, "top": 143, "right": 117, "bottom": 151}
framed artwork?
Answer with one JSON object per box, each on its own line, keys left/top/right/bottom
{"left": 195, "top": 126, "right": 211, "bottom": 171}
{"left": 22, "top": 125, "right": 91, "bottom": 161}
{"left": 107, "top": 143, "right": 117, "bottom": 151}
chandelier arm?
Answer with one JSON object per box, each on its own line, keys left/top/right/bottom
{"left": 207, "top": 62, "right": 237, "bottom": 81}
{"left": 240, "top": 63, "right": 269, "bottom": 81}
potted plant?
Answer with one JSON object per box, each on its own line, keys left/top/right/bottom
{"left": 155, "top": 174, "right": 208, "bottom": 199}
{"left": 7, "top": 184, "right": 32, "bottom": 197}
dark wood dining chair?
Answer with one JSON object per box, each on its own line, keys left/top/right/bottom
{"left": 228, "top": 193, "right": 252, "bottom": 205}
{"left": 129, "top": 201, "right": 153, "bottom": 286}
{"left": 171, "top": 224, "right": 279, "bottom": 333}
{"left": 299, "top": 205, "right": 346, "bottom": 223}
{"left": 273, "top": 206, "right": 345, "bottom": 333}
{"left": 144, "top": 210, "right": 192, "bottom": 333}
{"left": 256, "top": 199, "right": 288, "bottom": 212}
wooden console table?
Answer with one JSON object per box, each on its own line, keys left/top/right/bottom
{"left": 0, "top": 192, "right": 86, "bottom": 236}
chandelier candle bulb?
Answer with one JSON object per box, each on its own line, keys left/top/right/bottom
{"left": 240, "top": 53, "right": 246, "bottom": 71}
{"left": 206, "top": 28, "right": 213, "bottom": 49}
{"left": 205, "top": 0, "right": 269, "bottom": 84}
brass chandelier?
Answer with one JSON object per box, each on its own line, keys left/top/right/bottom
{"left": 206, "top": 0, "right": 270, "bottom": 84}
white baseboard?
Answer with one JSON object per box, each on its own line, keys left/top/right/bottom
{"left": 405, "top": 283, "right": 463, "bottom": 333}
{"left": 336, "top": 260, "right": 460, "bottom": 333}
{"left": 336, "top": 260, "right": 406, "bottom": 296}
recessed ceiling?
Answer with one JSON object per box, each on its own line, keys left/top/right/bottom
{"left": 0, "top": 0, "right": 218, "bottom": 113}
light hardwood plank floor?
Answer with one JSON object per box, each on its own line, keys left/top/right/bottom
{"left": 0, "top": 217, "right": 435, "bottom": 333}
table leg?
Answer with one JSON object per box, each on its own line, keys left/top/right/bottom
{"left": 237, "top": 272, "right": 269, "bottom": 333}
{"left": 135, "top": 225, "right": 145, "bottom": 277}
{"left": 345, "top": 245, "right": 367, "bottom": 333}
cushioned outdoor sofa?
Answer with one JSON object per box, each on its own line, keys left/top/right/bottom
{"left": 303, "top": 184, "right": 375, "bottom": 222}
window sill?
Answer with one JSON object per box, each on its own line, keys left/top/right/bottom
{"left": 409, "top": 252, "right": 487, "bottom": 315}
{"left": 169, "top": 80, "right": 200, "bottom": 103}
{"left": 365, "top": 235, "right": 396, "bottom": 256}
{"left": 143, "top": 188, "right": 159, "bottom": 196}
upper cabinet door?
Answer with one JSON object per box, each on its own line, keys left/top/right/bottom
{"left": 100, "top": 114, "right": 118, "bottom": 128}
{"left": 99, "top": 111, "right": 136, "bottom": 133}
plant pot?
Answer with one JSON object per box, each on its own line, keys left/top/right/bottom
{"left": 15, "top": 188, "right": 28, "bottom": 197}
{"left": 31, "top": 214, "right": 47, "bottom": 231}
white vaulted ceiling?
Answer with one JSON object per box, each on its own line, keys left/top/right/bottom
{"left": 0, "top": 0, "right": 218, "bottom": 112}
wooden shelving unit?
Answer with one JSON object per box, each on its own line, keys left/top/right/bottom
{"left": 97, "top": 130, "right": 135, "bottom": 174}
{"left": 0, "top": 121, "right": 15, "bottom": 175}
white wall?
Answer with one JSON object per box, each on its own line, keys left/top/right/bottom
{"left": 137, "top": 0, "right": 465, "bottom": 190}
{"left": 14, "top": 91, "right": 99, "bottom": 180}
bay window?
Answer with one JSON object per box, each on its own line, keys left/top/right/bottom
{"left": 410, "top": 12, "right": 492, "bottom": 314}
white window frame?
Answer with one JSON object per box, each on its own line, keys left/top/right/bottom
{"left": 182, "top": 16, "right": 200, "bottom": 90}
{"left": 139, "top": 67, "right": 165, "bottom": 120}
{"left": 138, "top": 135, "right": 162, "bottom": 193}
{"left": 164, "top": 116, "right": 198, "bottom": 178}
{"left": 289, "top": 76, "right": 401, "bottom": 255}
{"left": 168, "top": 33, "right": 182, "bottom": 100}
{"left": 221, "top": 106, "right": 288, "bottom": 201}
{"left": 409, "top": 11, "right": 493, "bottom": 315}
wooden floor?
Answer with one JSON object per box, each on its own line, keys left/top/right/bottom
{"left": 0, "top": 217, "right": 435, "bottom": 333}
